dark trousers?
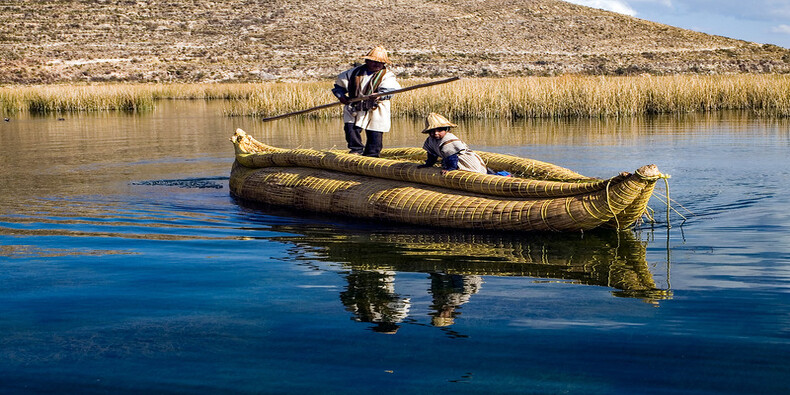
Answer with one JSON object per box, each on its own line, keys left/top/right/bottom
{"left": 344, "top": 123, "right": 383, "bottom": 157}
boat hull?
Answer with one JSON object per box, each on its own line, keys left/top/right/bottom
{"left": 230, "top": 129, "right": 662, "bottom": 232}
{"left": 230, "top": 161, "right": 658, "bottom": 232}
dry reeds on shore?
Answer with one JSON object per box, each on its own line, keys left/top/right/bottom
{"left": 0, "top": 83, "right": 259, "bottom": 114}
{"left": 228, "top": 74, "right": 790, "bottom": 118}
{"left": 2, "top": 75, "right": 790, "bottom": 117}
{"left": 1, "top": 84, "right": 155, "bottom": 113}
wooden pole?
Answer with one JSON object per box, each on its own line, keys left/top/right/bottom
{"left": 261, "top": 76, "right": 460, "bottom": 122}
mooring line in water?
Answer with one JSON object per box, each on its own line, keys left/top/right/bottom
{"left": 645, "top": 172, "right": 697, "bottom": 230}
{"left": 650, "top": 192, "right": 689, "bottom": 222}
{"left": 662, "top": 175, "right": 672, "bottom": 228}
{"left": 652, "top": 190, "right": 694, "bottom": 218}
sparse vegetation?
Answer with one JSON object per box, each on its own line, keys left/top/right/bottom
{"left": 1, "top": 0, "right": 789, "bottom": 84}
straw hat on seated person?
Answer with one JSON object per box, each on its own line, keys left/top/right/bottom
{"left": 421, "top": 112, "right": 458, "bottom": 134}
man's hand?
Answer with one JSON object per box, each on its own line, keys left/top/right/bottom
{"left": 338, "top": 96, "right": 350, "bottom": 105}
{"left": 363, "top": 98, "right": 378, "bottom": 111}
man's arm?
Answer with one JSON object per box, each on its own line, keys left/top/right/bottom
{"left": 441, "top": 154, "right": 459, "bottom": 171}
{"left": 332, "top": 84, "right": 350, "bottom": 104}
{"left": 418, "top": 153, "right": 439, "bottom": 168}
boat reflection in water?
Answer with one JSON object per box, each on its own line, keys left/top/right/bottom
{"left": 254, "top": 215, "right": 673, "bottom": 333}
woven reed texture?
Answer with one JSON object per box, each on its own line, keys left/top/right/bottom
{"left": 231, "top": 129, "right": 590, "bottom": 181}
{"left": 605, "top": 174, "right": 659, "bottom": 228}
{"left": 376, "top": 147, "right": 590, "bottom": 181}
{"left": 231, "top": 130, "right": 646, "bottom": 200}
{"left": 236, "top": 149, "right": 616, "bottom": 199}
{"left": 230, "top": 129, "right": 662, "bottom": 231}
{"left": 230, "top": 161, "right": 658, "bottom": 231}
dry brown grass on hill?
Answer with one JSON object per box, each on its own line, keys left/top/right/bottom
{"left": 1, "top": 0, "right": 789, "bottom": 84}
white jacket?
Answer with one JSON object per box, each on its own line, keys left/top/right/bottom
{"left": 335, "top": 67, "right": 400, "bottom": 132}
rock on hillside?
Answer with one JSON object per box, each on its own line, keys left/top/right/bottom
{"left": 1, "top": 0, "right": 788, "bottom": 83}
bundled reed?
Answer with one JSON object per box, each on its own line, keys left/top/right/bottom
{"left": 230, "top": 129, "right": 664, "bottom": 232}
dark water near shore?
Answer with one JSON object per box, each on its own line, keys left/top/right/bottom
{"left": 2, "top": 101, "right": 790, "bottom": 394}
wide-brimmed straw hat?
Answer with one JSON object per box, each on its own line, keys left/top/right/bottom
{"left": 361, "top": 46, "right": 392, "bottom": 64}
{"left": 421, "top": 112, "right": 457, "bottom": 133}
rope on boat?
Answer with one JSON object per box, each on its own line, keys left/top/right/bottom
{"left": 644, "top": 206, "right": 656, "bottom": 224}
{"left": 633, "top": 167, "right": 673, "bottom": 229}
{"left": 605, "top": 179, "right": 620, "bottom": 230}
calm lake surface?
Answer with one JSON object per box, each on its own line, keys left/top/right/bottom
{"left": 1, "top": 101, "right": 789, "bottom": 394}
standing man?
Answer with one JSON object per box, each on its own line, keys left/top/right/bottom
{"left": 332, "top": 46, "right": 400, "bottom": 157}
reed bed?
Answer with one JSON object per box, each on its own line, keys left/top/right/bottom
{"left": 0, "top": 83, "right": 263, "bottom": 114}
{"left": 399, "top": 74, "right": 790, "bottom": 118}
{"left": 3, "top": 75, "right": 790, "bottom": 117}
{"left": 222, "top": 81, "right": 337, "bottom": 119}
{"left": 1, "top": 85, "right": 155, "bottom": 113}
{"left": 226, "top": 75, "right": 790, "bottom": 119}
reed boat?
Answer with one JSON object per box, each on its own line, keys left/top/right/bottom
{"left": 230, "top": 129, "right": 665, "bottom": 232}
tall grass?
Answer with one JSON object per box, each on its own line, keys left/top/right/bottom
{"left": 0, "top": 83, "right": 261, "bottom": 114}
{"left": 1, "top": 84, "right": 155, "bottom": 114}
{"left": 226, "top": 75, "right": 790, "bottom": 119}
{"left": 395, "top": 75, "right": 790, "bottom": 119}
{"left": 223, "top": 81, "right": 339, "bottom": 119}
{"left": 3, "top": 75, "right": 790, "bottom": 117}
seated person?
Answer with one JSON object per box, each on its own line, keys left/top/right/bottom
{"left": 418, "top": 113, "right": 498, "bottom": 176}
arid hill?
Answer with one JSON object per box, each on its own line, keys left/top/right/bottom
{"left": 1, "top": 0, "right": 789, "bottom": 84}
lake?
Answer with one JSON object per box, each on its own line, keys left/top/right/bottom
{"left": 1, "top": 101, "right": 789, "bottom": 394}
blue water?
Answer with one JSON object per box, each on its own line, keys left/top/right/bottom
{"left": 1, "top": 103, "right": 789, "bottom": 394}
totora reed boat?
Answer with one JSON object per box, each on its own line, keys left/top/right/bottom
{"left": 230, "top": 129, "right": 667, "bottom": 232}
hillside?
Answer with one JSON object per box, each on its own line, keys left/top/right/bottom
{"left": 1, "top": 0, "right": 789, "bottom": 84}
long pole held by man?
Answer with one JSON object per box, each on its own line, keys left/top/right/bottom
{"left": 262, "top": 46, "right": 459, "bottom": 157}
{"left": 260, "top": 76, "right": 460, "bottom": 122}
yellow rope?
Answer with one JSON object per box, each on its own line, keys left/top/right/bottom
{"left": 644, "top": 206, "right": 656, "bottom": 224}
{"left": 651, "top": 190, "right": 694, "bottom": 218}
{"left": 640, "top": 171, "right": 674, "bottom": 228}
{"left": 650, "top": 194, "right": 688, "bottom": 221}
{"left": 564, "top": 197, "right": 581, "bottom": 227}
{"left": 662, "top": 175, "right": 671, "bottom": 229}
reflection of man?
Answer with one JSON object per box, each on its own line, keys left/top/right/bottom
{"left": 428, "top": 274, "right": 482, "bottom": 327}
{"left": 339, "top": 269, "right": 411, "bottom": 334}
